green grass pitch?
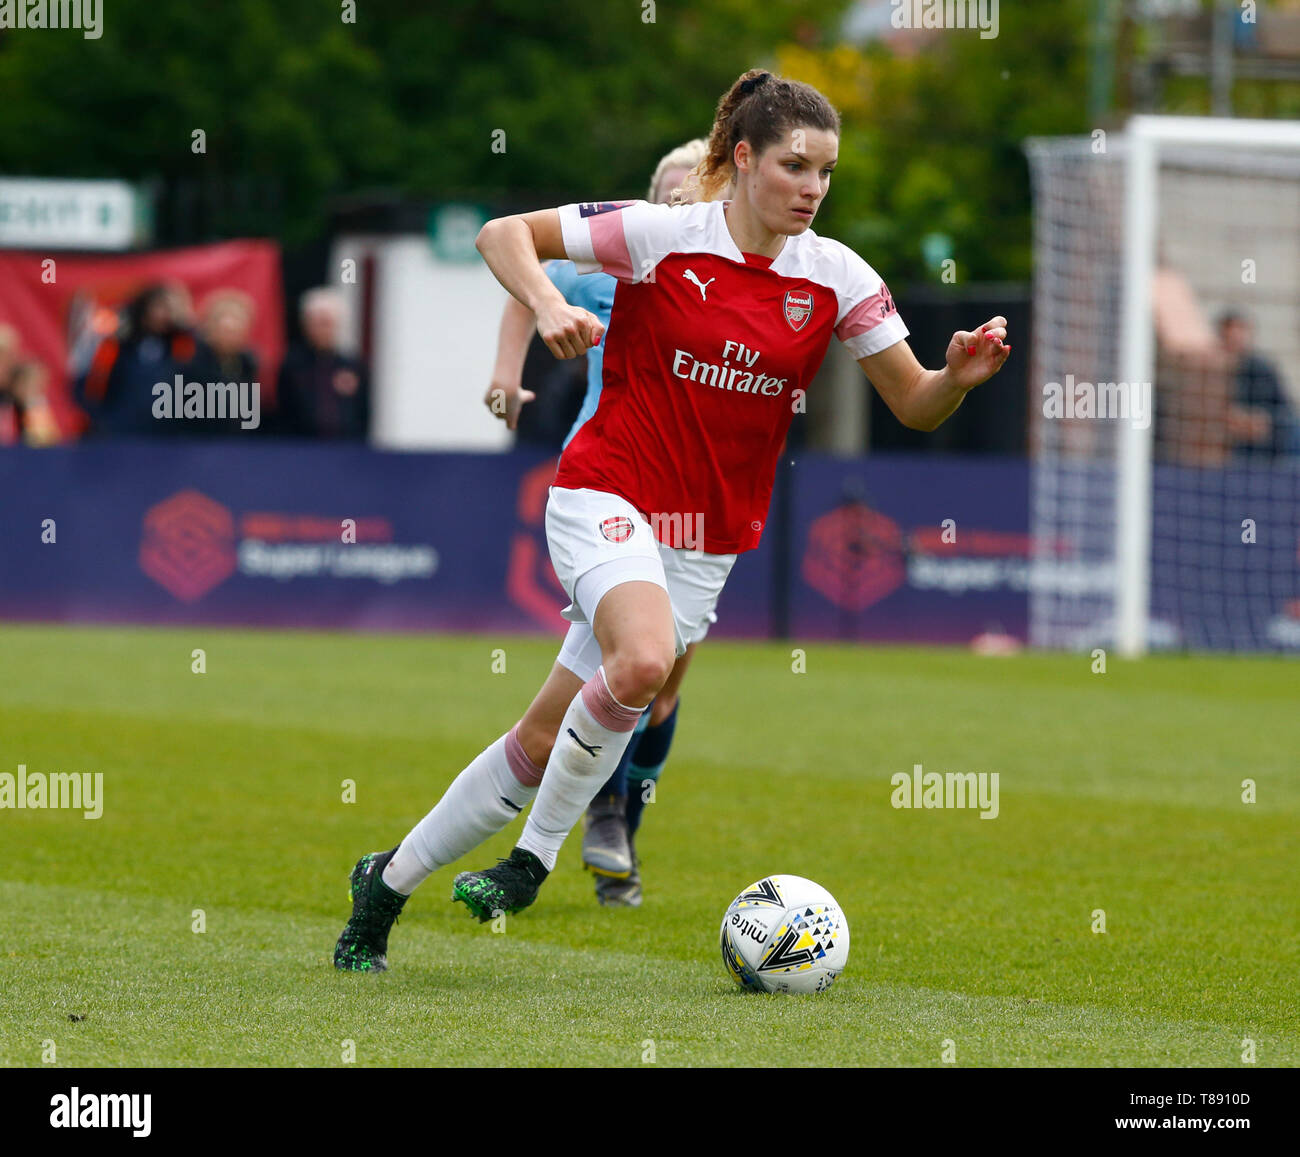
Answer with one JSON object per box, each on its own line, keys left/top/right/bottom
{"left": 1, "top": 622, "right": 1296, "bottom": 1067}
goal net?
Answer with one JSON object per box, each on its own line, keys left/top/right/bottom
{"left": 1025, "top": 117, "right": 1300, "bottom": 656}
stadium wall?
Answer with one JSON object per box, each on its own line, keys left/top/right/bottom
{"left": 4, "top": 441, "right": 1293, "bottom": 649}
{"left": 0, "top": 441, "right": 1032, "bottom": 646}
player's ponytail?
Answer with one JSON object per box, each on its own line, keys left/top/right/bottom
{"left": 678, "top": 68, "right": 841, "bottom": 204}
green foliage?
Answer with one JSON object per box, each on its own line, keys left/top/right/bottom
{"left": 0, "top": 0, "right": 400, "bottom": 242}
{"left": 0, "top": 0, "right": 1092, "bottom": 268}
{"left": 781, "top": 3, "right": 1092, "bottom": 282}
{"left": 0, "top": 0, "right": 845, "bottom": 242}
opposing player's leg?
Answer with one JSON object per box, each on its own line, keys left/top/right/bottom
{"left": 333, "top": 662, "right": 580, "bottom": 972}
{"left": 452, "top": 577, "right": 676, "bottom": 921}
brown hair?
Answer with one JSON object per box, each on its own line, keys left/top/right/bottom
{"left": 678, "top": 69, "right": 841, "bottom": 203}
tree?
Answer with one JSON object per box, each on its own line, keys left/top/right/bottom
{"left": 0, "top": 0, "right": 853, "bottom": 241}
{"left": 777, "top": 3, "right": 1091, "bottom": 282}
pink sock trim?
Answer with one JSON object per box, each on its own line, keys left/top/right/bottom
{"left": 581, "top": 666, "right": 644, "bottom": 732}
{"left": 505, "top": 724, "right": 546, "bottom": 787}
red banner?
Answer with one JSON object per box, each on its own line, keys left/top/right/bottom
{"left": 0, "top": 240, "right": 284, "bottom": 437}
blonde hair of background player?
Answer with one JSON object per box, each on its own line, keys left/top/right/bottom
{"left": 649, "top": 138, "right": 707, "bottom": 203}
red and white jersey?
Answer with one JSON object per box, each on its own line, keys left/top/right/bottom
{"left": 553, "top": 199, "right": 908, "bottom": 553}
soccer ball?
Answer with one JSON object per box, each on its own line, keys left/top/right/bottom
{"left": 719, "top": 874, "right": 849, "bottom": 994}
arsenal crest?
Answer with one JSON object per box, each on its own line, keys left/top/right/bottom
{"left": 783, "top": 289, "right": 813, "bottom": 332}
{"left": 600, "top": 516, "right": 635, "bottom": 543}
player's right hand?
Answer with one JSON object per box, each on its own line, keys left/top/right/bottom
{"left": 535, "top": 302, "right": 604, "bottom": 359}
{"left": 483, "top": 380, "right": 536, "bottom": 431}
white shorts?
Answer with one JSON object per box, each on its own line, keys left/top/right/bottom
{"left": 546, "top": 486, "right": 736, "bottom": 683}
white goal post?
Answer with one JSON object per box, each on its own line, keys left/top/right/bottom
{"left": 1118, "top": 116, "right": 1300, "bottom": 657}
{"left": 1027, "top": 116, "right": 1300, "bottom": 657}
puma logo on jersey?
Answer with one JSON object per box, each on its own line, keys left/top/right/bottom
{"left": 683, "top": 269, "right": 716, "bottom": 302}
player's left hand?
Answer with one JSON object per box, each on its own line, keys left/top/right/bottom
{"left": 945, "top": 317, "right": 1011, "bottom": 390}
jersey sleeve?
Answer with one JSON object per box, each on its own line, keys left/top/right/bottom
{"left": 831, "top": 245, "right": 909, "bottom": 359}
{"left": 558, "top": 200, "right": 680, "bottom": 283}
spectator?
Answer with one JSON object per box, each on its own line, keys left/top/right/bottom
{"left": 1218, "top": 310, "right": 1298, "bottom": 459}
{"left": 161, "top": 279, "right": 197, "bottom": 332}
{"left": 1152, "top": 265, "right": 1235, "bottom": 466}
{"left": 66, "top": 290, "right": 125, "bottom": 383}
{"left": 273, "top": 288, "right": 369, "bottom": 439}
{"left": 188, "top": 290, "right": 260, "bottom": 436}
{"left": 0, "top": 324, "right": 61, "bottom": 446}
{"left": 0, "top": 323, "right": 19, "bottom": 422}
{"left": 74, "top": 283, "right": 199, "bottom": 437}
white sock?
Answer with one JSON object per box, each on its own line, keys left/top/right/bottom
{"left": 381, "top": 723, "right": 544, "bottom": 895}
{"left": 516, "top": 666, "right": 644, "bottom": 872}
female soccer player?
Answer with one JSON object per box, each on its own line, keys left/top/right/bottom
{"left": 484, "top": 138, "right": 712, "bottom": 908}
{"left": 335, "top": 68, "right": 1010, "bottom": 971}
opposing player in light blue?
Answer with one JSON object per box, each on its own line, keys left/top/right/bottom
{"left": 483, "top": 139, "right": 709, "bottom": 907}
